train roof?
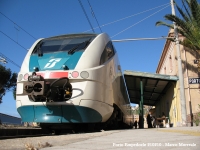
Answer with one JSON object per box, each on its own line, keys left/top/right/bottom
{"left": 45, "top": 33, "right": 98, "bottom": 40}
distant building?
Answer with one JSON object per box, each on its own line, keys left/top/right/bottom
{"left": 0, "top": 113, "right": 21, "bottom": 125}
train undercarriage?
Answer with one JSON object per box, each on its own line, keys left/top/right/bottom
{"left": 39, "top": 105, "right": 132, "bottom": 134}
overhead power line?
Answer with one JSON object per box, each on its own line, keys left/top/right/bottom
{"left": 0, "top": 52, "right": 20, "bottom": 68}
{"left": 83, "top": 3, "right": 170, "bottom": 33}
{"left": 0, "top": 11, "right": 36, "bottom": 40}
{"left": 78, "top": 0, "right": 95, "bottom": 33}
{"left": 0, "top": 57, "right": 7, "bottom": 64}
{"left": 111, "top": 4, "right": 171, "bottom": 38}
{"left": 87, "top": 0, "right": 102, "bottom": 33}
{"left": 0, "top": 31, "right": 28, "bottom": 51}
{"left": 112, "top": 37, "right": 174, "bottom": 42}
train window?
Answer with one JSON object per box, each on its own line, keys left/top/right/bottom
{"left": 100, "top": 41, "right": 115, "bottom": 65}
{"left": 32, "top": 35, "right": 96, "bottom": 55}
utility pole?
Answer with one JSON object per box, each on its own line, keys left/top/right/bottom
{"left": 139, "top": 79, "right": 144, "bottom": 128}
{"left": 170, "top": 0, "right": 187, "bottom": 126}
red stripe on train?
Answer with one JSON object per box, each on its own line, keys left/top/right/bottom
{"left": 36, "top": 72, "right": 68, "bottom": 79}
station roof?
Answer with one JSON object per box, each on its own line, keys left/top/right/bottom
{"left": 124, "top": 71, "right": 178, "bottom": 106}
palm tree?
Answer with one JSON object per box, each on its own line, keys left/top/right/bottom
{"left": 156, "top": 0, "right": 200, "bottom": 51}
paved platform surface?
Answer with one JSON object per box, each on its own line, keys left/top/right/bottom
{"left": 42, "top": 126, "right": 200, "bottom": 150}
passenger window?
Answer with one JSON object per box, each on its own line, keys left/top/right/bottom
{"left": 100, "top": 41, "right": 115, "bottom": 65}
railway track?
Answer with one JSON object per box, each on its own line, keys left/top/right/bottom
{"left": 0, "top": 126, "right": 97, "bottom": 139}
{"left": 0, "top": 133, "right": 50, "bottom": 140}
{"left": 0, "top": 127, "right": 47, "bottom": 139}
{"left": 0, "top": 123, "right": 128, "bottom": 139}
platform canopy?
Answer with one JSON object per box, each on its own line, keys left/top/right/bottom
{"left": 123, "top": 71, "right": 178, "bottom": 106}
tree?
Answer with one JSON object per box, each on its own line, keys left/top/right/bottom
{"left": 156, "top": 0, "right": 200, "bottom": 51}
{"left": 0, "top": 64, "right": 17, "bottom": 103}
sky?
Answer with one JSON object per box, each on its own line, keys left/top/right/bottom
{"left": 0, "top": 0, "right": 184, "bottom": 117}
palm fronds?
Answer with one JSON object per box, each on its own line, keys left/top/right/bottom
{"left": 156, "top": 0, "right": 200, "bottom": 50}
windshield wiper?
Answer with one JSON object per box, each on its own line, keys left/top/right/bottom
{"left": 36, "top": 41, "right": 43, "bottom": 57}
{"left": 68, "top": 38, "right": 91, "bottom": 55}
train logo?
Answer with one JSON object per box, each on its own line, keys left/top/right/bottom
{"left": 44, "top": 58, "right": 62, "bottom": 69}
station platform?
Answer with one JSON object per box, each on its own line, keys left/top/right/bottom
{"left": 42, "top": 126, "right": 200, "bottom": 150}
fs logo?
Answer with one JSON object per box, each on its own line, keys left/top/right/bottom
{"left": 44, "top": 58, "right": 62, "bottom": 68}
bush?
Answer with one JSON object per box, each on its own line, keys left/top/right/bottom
{"left": 193, "top": 104, "right": 200, "bottom": 126}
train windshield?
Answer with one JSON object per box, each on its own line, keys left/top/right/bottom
{"left": 32, "top": 35, "right": 96, "bottom": 55}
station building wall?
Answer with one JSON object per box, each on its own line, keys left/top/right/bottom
{"left": 156, "top": 30, "right": 200, "bottom": 126}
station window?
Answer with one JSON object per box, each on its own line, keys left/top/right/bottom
{"left": 100, "top": 41, "right": 115, "bottom": 65}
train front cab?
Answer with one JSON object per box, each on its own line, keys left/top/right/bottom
{"left": 16, "top": 33, "right": 132, "bottom": 130}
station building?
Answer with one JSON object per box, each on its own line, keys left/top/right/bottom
{"left": 155, "top": 29, "right": 200, "bottom": 127}
{"left": 124, "top": 29, "right": 200, "bottom": 128}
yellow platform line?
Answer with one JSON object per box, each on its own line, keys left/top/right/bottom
{"left": 158, "top": 129, "right": 200, "bottom": 136}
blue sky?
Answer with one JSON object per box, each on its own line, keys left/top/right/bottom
{"left": 0, "top": 0, "right": 183, "bottom": 117}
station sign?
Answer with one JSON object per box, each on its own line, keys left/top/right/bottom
{"left": 188, "top": 78, "right": 200, "bottom": 84}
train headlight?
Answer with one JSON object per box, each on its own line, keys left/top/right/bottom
{"left": 80, "top": 71, "right": 89, "bottom": 79}
{"left": 72, "top": 71, "right": 79, "bottom": 78}
{"left": 18, "top": 74, "right": 23, "bottom": 81}
{"left": 24, "top": 73, "right": 29, "bottom": 80}
{"left": 33, "top": 67, "right": 39, "bottom": 72}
